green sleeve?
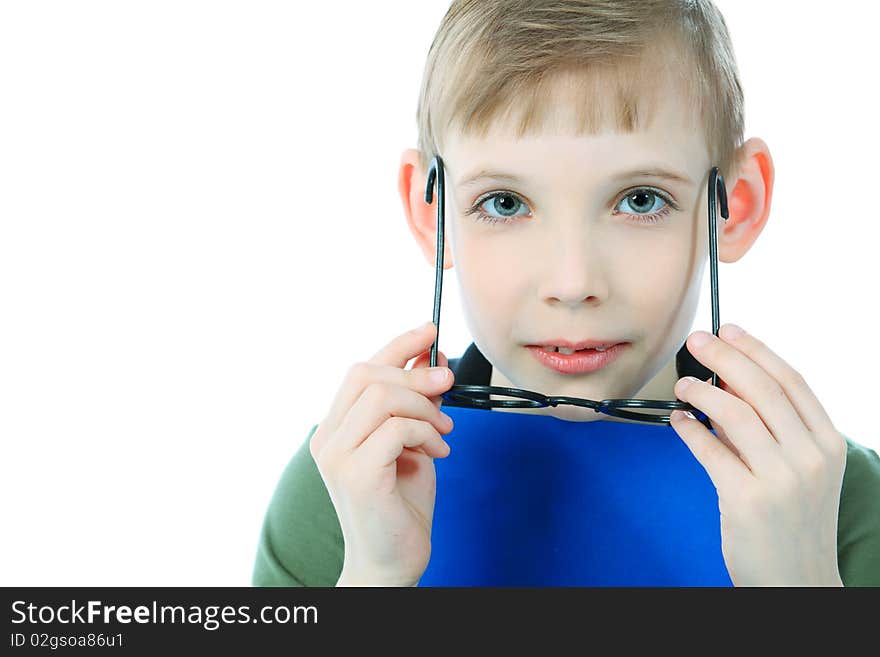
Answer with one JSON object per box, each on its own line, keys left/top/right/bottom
{"left": 251, "top": 424, "right": 344, "bottom": 587}
{"left": 251, "top": 428, "right": 879, "bottom": 586}
{"left": 837, "top": 435, "right": 880, "bottom": 586}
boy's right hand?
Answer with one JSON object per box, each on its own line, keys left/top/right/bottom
{"left": 308, "top": 321, "right": 455, "bottom": 587}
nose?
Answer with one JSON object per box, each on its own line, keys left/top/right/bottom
{"left": 536, "top": 225, "right": 609, "bottom": 306}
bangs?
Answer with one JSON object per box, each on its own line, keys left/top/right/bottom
{"left": 439, "top": 41, "right": 703, "bottom": 149}
{"left": 416, "top": 0, "right": 746, "bottom": 181}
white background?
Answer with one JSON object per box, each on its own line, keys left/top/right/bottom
{"left": 1, "top": 1, "right": 877, "bottom": 586}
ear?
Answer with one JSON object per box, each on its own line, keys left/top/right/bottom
{"left": 398, "top": 148, "right": 454, "bottom": 270}
{"left": 717, "top": 137, "right": 775, "bottom": 264}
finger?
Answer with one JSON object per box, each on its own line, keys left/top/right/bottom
{"left": 698, "top": 377, "right": 743, "bottom": 460}
{"left": 357, "top": 416, "right": 451, "bottom": 468}
{"left": 313, "top": 363, "right": 453, "bottom": 457}
{"left": 411, "top": 348, "right": 450, "bottom": 409}
{"left": 332, "top": 381, "right": 454, "bottom": 455}
{"left": 369, "top": 321, "right": 439, "bottom": 368}
{"left": 317, "top": 322, "right": 450, "bottom": 439}
{"left": 674, "top": 374, "right": 782, "bottom": 476}
{"left": 684, "top": 327, "right": 812, "bottom": 453}
{"left": 714, "top": 323, "right": 840, "bottom": 457}
{"left": 670, "top": 409, "right": 752, "bottom": 490}
{"left": 410, "top": 348, "right": 448, "bottom": 371}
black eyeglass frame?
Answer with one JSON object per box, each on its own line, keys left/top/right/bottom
{"left": 425, "top": 154, "right": 729, "bottom": 427}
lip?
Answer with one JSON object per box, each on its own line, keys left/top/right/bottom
{"left": 526, "top": 342, "right": 629, "bottom": 374}
{"left": 529, "top": 338, "right": 624, "bottom": 350}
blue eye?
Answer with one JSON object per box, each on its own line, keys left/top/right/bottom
{"left": 465, "top": 192, "right": 530, "bottom": 225}
{"left": 465, "top": 187, "right": 679, "bottom": 226}
{"left": 614, "top": 188, "right": 675, "bottom": 223}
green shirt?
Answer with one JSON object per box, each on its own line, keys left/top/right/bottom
{"left": 252, "top": 343, "right": 880, "bottom": 586}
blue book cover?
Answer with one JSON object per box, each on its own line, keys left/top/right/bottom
{"left": 419, "top": 405, "right": 732, "bottom": 586}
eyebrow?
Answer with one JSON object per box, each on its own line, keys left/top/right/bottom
{"left": 456, "top": 166, "right": 695, "bottom": 188}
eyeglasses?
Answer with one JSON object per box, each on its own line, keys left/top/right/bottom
{"left": 424, "top": 154, "right": 730, "bottom": 426}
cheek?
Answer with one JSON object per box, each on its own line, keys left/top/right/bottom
{"left": 454, "top": 233, "right": 526, "bottom": 328}
{"left": 624, "top": 249, "right": 700, "bottom": 381}
{"left": 647, "top": 243, "right": 691, "bottom": 293}
{"left": 457, "top": 246, "right": 519, "bottom": 312}
{"left": 453, "top": 224, "right": 519, "bottom": 292}
{"left": 616, "top": 236, "right": 694, "bottom": 319}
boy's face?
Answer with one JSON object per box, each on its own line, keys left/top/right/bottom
{"left": 440, "top": 76, "right": 713, "bottom": 423}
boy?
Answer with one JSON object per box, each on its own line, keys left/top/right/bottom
{"left": 252, "top": 0, "right": 880, "bottom": 586}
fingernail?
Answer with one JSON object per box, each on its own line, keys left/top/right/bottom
{"left": 429, "top": 367, "right": 449, "bottom": 384}
{"left": 677, "top": 376, "right": 699, "bottom": 393}
{"left": 422, "top": 320, "right": 435, "bottom": 331}
{"left": 671, "top": 409, "right": 696, "bottom": 422}
{"left": 720, "top": 323, "right": 745, "bottom": 340}
{"left": 689, "top": 331, "right": 712, "bottom": 348}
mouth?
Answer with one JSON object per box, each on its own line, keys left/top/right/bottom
{"left": 529, "top": 340, "right": 624, "bottom": 354}
{"left": 525, "top": 342, "right": 629, "bottom": 374}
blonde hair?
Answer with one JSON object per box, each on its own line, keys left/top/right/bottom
{"left": 415, "top": 0, "right": 745, "bottom": 182}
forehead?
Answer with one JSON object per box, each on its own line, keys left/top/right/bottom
{"left": 442, "top": 67, "right": 710, "bottom": 181}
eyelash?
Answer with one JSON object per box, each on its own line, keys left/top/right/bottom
{"left": 463, "top": 187, "right": 681, "bottom": 226}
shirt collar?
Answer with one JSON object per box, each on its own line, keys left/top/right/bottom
{"left": 449, "top": 342, "right": 492, "bottom": 386}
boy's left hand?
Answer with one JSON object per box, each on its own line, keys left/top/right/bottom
{"left": 670, "top": 323, "right": 847, "bottom": 587}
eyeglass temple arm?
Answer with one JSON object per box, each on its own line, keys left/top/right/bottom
{"left": 425, "top": 156, "right": 445, "bottom": 368}
{"left": 708, "top": 166, "right": 730, "bottom": 389}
